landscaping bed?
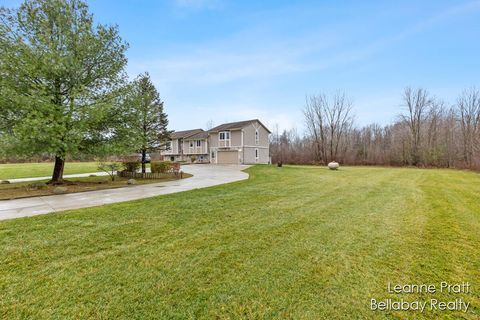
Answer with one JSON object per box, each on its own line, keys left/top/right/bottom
{"left": 0, "top": 173, "right": 191, "bottom": 200}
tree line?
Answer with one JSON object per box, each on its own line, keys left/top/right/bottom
{"left": 271, "top": 87, "right": 480, "bottom": 170}
{"left": 0, "top": 0, "right": 170, "bottom": 183}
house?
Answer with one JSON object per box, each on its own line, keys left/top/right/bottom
{"left": 161, "top": 119, "right": 271, "bottom": 164}
{"left": 162, "top": 128, "right": 209, "bottom": 163}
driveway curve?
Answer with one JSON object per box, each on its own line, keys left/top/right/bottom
{"left": 0, "top": 165, "right": 250, "bottom": 221}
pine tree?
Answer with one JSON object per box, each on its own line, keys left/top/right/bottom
{"left": 117, "top": 73, "right": 170, "bottom": 173}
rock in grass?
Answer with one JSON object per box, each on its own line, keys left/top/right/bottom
{"left": 328, "top": 161, "right": 339, "bottom": 170}
{"left": 127, "top": 179, "right": 136, "bottom": 185}
{"left": 0, "top": 180, "right": 10, "bottom": 184}
{"left": 53, "top": 186, "right": 68, "bottom": 194}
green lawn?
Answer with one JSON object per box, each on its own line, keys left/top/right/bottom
{"left": 0, "top": 162, "right": 102, "bottom": 179}
{"left": 0, "top": 166, "right": 479, "bottom": 319}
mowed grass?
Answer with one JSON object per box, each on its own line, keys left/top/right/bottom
{"left": 0, "top": 162, "right": 101, "bottom": 179}
{"left": 0, "top": 166, "right": 479, "bottom": 319}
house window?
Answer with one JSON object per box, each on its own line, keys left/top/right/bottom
{"left": 219, "top": 131, "right": 230, "bottom": 147}
{"left": 211, "top": 151, "right": 215, "bottom": 158}
{"left": 255, "top": 130, "right": 259, "bottom": 145}
{"left": 196, "top": 140, "right": 201, "bottom": 147}
{"left": 189, "top": 141, "right": 194, "bottom": 148}
{"left": 166, "top": 141, "right": 172, "bottom": 150}
{"left": 255, "top": 148, "right": 259, "bottom": 160}
{"left": 170, "top": 156, "right": 174, "bottom": 162}
{"left": 219, "top": 131, "right": 230, "bottom": 140}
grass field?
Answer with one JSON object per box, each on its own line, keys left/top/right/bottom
{"left": 0, "top": 165, "right": 479, "bottom": 319}
{"left": 0, "top": 162, "right": 102, "bottom": 179}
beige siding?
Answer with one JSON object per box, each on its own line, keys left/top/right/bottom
{"left": 209, "top": 132, "right": 219, "bottom": 148}
{"left": 243, "top": 147, "right": 269, "bottom": 164}
{"left": 161, "top": 138, "right": 179, "bottom": 155}
{"left": 172, "top": 139, "right": 179, "bottom": 154}
{"left": 242, "top": 121, "right": 269, "bottom": 147}
{"left": 231, "top": 130, "right": 241, "bottom": 146}
{"left": 182, "top": 140, "right": 190, "bottom": 154}
{"left": 176, "top": 139, "right": 183, "bottom": 154}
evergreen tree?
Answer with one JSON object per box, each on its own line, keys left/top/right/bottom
{"left": 117, "top": 73, "right": 170, "bottom": 173}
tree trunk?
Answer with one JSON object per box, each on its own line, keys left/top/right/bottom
{"left": 141, "top": 149, "right": 147, "bottom": 174}
{"left": 50, "top": 156, "right": 65, "bottom": 184}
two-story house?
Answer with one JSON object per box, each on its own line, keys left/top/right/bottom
{"left": 208, "top": 119, "right": 270, "bottom": 164}
{"left": 161, "top": 119, "right": 270, "bottom": 164}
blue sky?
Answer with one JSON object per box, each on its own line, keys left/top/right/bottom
{"left": 3, "top": 0, "right": 480, "bottom": 132}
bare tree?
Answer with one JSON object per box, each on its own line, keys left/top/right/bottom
{"left": 304, "top": 95, "right": 326, "bottom": 163}
{"left": 265, "top": 87, "right": 475, "bottom": 170}
{"left": 457, "top": 87, "right": 480, "bottom": 168}
{"left": 443, "top": 108, "right": 457, "bottom": 168}
{"left": 205, "top": 119, "right": 215, "bottom": 130}
{"left": 304, "top": 92, "right": 353, "bottom": 164}
{"left": 401, "top": 87, "right": 432, "bottom": 166}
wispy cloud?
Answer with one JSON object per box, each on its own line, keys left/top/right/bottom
{"left": 138, "top": 1, "right": 480, "bottom": 90}
{"left": 129, "top": 1, "right": 480, "bottom": 132}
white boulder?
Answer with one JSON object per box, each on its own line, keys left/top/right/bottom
{"left": 328, "top": 161, "right": 339, "bottom": 170}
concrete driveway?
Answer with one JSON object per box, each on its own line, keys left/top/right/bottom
{"left": 0, "top": 165, "right": 250, "bottom": 221}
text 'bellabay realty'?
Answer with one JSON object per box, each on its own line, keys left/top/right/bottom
{"left": 371, "top": 281, "right": 471, "bottom": 313}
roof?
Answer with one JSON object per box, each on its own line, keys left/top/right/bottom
{"left": 170, "top": 128, "right": 204, "bottom": 139}
{"left": 209, "top": 119, "right": 271, "bottom": 133}
{"left": 185, "top": 131, "right": 209, "bottom": 140}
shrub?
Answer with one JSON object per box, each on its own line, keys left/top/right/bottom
{"left": 98, "top": 162, "right": 122, "bottom": 181}
{"left": 190, "top": 156, "right": 197, "bottom": 163}
{"left": 151, "top": 161, "right": 171, "bottom": 173}
{"left": 122, "top": 161, "right": 140, "bottom": 173}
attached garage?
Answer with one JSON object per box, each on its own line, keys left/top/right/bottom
{"left": 217, "top": 150, "right": 239, "bottom": 164}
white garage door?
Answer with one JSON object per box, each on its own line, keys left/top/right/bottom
{"left": 217, "top": 151, "right": 239, "bottom": 164}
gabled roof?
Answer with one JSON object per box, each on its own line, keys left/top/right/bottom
{"left": 170, "top": 128, "right": 204, "bottom": 139}
{"left": 185, "top": 131, "right": 209, "bottom": 140}
{"left": 209, "top": 119, "right": 271, "bottom": 133}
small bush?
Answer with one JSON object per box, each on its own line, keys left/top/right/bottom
{"left": 122, "top": 161, "right": 140, "bottom": 173}
{"left": 98, "top": 162, "right": 122, "bottom": 181}
{"left": 190, "top": 156, "right": 197, "bottom": 163}
{"left": 151, "top": 161, "right": 171, "bottom": 173}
